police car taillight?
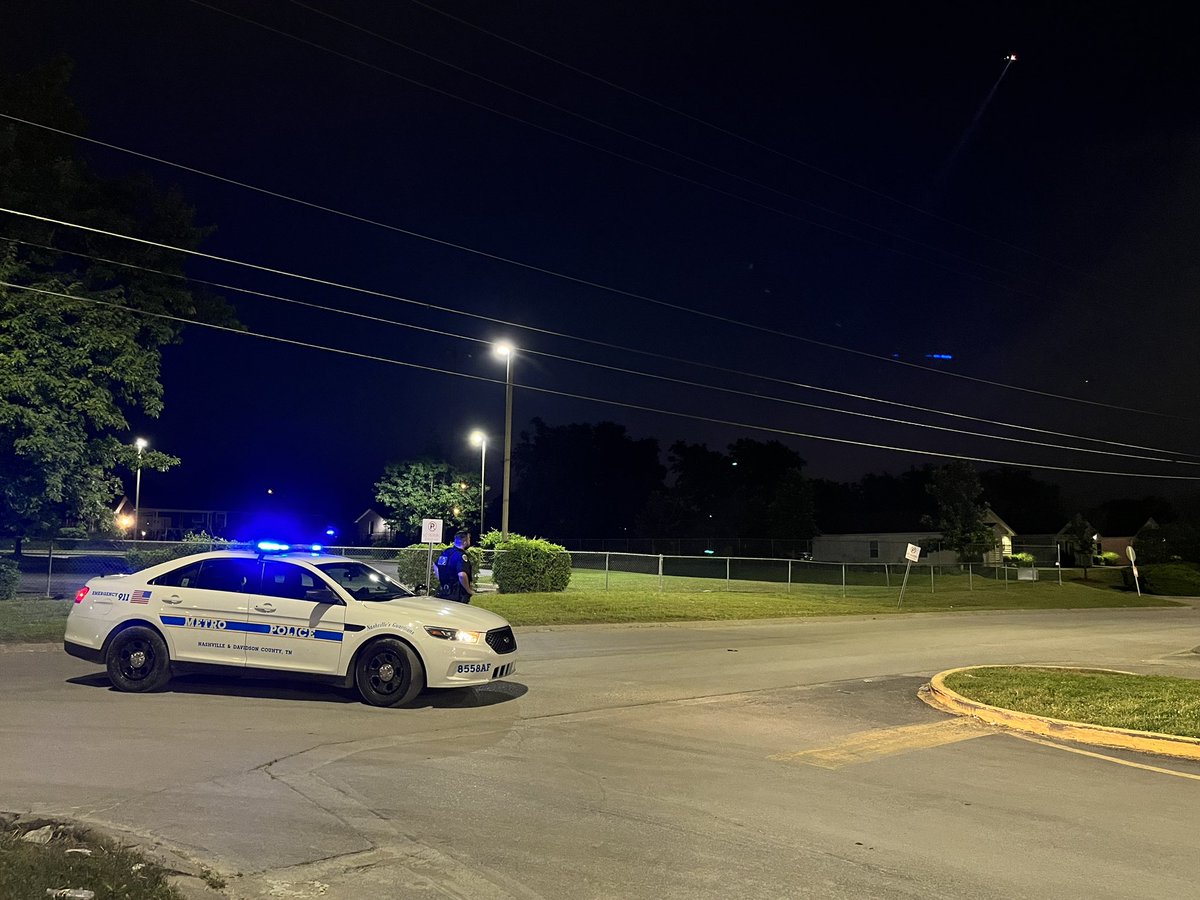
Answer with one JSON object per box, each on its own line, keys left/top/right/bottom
{"left": 74, "top": 586, "right": 90, "bottom": 604}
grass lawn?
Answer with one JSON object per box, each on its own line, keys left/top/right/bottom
{"left": 0, "top": 817, "right": 182, "bottom": 900}
{"left": 473, "top": 569, "right": 1172, "bottom": 626}
{"left": 943, "top": 667, "right": 1200, "bottom": 739}
{"left": 2, "top": 567, "right": 1175, "bottom": 642}
{"left": 0, "top": 598, "right": 69, "bottom": 643}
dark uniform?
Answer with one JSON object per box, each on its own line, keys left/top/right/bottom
{"left": 435, "top": 545, "right": 473, "bottom": 603}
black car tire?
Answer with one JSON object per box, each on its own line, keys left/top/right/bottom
{"left": 106, "top": 626, "right": 172, "bottom": 693}
{"left": 355, "top": 638, "right": 424, "bottom": 707}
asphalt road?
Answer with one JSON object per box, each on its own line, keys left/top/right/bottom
{"left": 4, "top": 606, "right": 1200, "bottom": 899}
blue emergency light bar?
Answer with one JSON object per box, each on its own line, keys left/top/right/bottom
{"left": 256, "top": 540, "right": 324, "bottom": 554}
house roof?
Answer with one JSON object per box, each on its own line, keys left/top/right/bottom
{"left": 354, "top": 508, "right": 385, "bottom": 523}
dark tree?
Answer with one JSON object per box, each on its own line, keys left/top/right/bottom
{"left": 0, "top": 61, "right": 236, "bottom": 550}
{"left": 923, "top": 461, "right": 994, "bottom": 560}
{"left": 642, "top": 438, "right": 815, "bottom": 542}
{"left": 978, "top": 468, "right": 1065, "bottom": 533}
{"left": 510, "top": 419, "right": 665, "bottom": 539}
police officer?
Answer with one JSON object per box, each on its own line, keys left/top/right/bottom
{"left": 435, "top": 530, "right": 475, "bottom": 603}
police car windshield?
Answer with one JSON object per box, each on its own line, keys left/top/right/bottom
{"left": 316, "top": 562, "right": 413, "bottom": 601}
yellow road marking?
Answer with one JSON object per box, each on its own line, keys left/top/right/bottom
{"left": 772, "top": 718, "right": 991, "bottom": 769}
{"left": 1012, "top": 733, "right": 1200, "bottom": 781}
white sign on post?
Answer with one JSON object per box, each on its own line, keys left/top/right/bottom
{"left": 1126, "top": 546, "right": 1141, "bottom": 596}
{"left": 905, "top": 543, "right": 921, "bottom": 563}
{"left": 421, "top": 518, "right": 444, "bottom": 544}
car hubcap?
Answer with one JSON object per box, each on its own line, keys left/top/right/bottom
{"left": 378, "top": 662, "right": 395, "bottom": 683}
{"left": 121, "top": 641, "right": 153, "bottom": 679}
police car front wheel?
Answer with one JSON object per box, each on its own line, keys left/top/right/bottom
{"left": 106, "top": 627, "right": 172, "bottom": 693}
{"left": 355, "top": 638, "right": 424, "bottom": 707}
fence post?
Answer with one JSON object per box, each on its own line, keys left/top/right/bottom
{"left": 969, "top": 563, "right": 973, "bottom": 591}
{"left": 658, "top": 554, "right": 664, "bottom": 592}
{"left": 46, "top": 540, "right": 54, "bottom": 597}
{"left": 726, "top": 556, "right": 731, "bottom": 587}
{"left": 841, "top": 564, "right": 846, "bottom": 597}
{"left": 1004, "top": 564, "right": 1009, "bottom": 589}
{"left": 884, "top": 563, "right": 890, "bottom": 588}
{"left": 930, "top": 563, "right": 935, "bottom": 593}
{"left": 605, "top": 552, "right": 610, "bottom": 591}
{"left": 787, "top": 559, "right": 792, "bottom": 594}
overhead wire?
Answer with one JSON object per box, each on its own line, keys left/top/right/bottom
{"left": 182, "top": 0, "right": 1070, "bottom": 306}
{"left": 5, "top": 278, "right": 1198, "bottom": 482}
{"left": 7, "top": 233, "right": 1193, "bottom": 469}
{"left": 281, "top": 0, "right": 1067, "bottom": 298}
{"left": 0, "top": 119, "right": 1182, "bottom": 422}
{"left": 406, "top": 0, "right": 1099, "bottom": 283}
{"left": 4, "top": 225, "right": 1197, "bottom": 465}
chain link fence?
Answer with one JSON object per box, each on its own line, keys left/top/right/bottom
{"left": 9, "top": 539, "right": 1072, "bottom": 598}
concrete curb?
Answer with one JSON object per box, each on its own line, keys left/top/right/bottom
{"left": 922, "top": 665, "right": 1200, "bottom": 761}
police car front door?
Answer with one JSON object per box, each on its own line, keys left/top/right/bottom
{"left": 147, "top": 557, "right": 254, "bottom": 666}
{"left": 244, "top": 561, "right": 346, "bottom": 673}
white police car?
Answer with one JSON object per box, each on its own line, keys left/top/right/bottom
{"left": 63, "top": 543, "right": 518, "bottom": 707}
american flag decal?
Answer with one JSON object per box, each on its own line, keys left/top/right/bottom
{"left": 131, "top": 590, "right": 151, "bottom": 604}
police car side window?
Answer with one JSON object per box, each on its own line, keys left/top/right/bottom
{"left": 260, "top": 561, "right": 341, "bottom": 603}
{"left": 194, "top": 559, "right": 261, "bottom": 593}
{"left": 148, "top": 561, "right": 202, "bottom": 588}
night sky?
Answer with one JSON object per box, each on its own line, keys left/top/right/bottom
{"left": 4, "top": 1, "right": 1199, "bottom": 531}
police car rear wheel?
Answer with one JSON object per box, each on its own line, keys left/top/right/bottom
{"left": 355, "top": 638, "right": 424, "bottom": 707}
{"left": 106, "top": 627, "right": 171, "bottom": 693}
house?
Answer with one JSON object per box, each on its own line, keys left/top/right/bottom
{"left": 812, "top": 508, "right": 1016, "bottom": 565}
{"left": 1054, "top": 516, "right": 1159, "bottom": 566}
{"left": 113, "top": 497, "right": 229, "bottom": 540}
{"left": 355, "top": 508, "right": 393, "bottom": 544}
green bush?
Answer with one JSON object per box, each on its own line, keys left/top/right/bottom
{"left": 1122, "top": 562, "right": 1200, "bottom": 596}
{"left": 396, "top": 545, "right": 440, "bottom": 590}
{"left": 1100, "top": 551, "right": 1121, "bottom": 565}
{"left": 125, "top": 531, "right": 235, "bottom": 572}
{"left": 0, "top": 560, "right": 18, "bottom": 600}
{"left": 478, "top": 529, "right": 506, "bottom": 550}
{"left": 492, "top": 536, "right": 572, "bottom": 593}
{"left": 1005, "top": 552, "right": 1035, "bottom": 567}
{"left": 395, "top": 544, "right": 484, "bottom": 592}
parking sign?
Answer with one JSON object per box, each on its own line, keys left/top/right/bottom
{"left": 421, "top": 518, "right": 443, "bottom": 544}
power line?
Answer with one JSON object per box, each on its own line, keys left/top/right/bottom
{"left": 3, "top": 208, "right": 1193, "bottom": 457}
{"left": 10, "top": 233, "right": 1192, "bottom": 469}
{"left": 0, "top": 120, "right": 1180, "bottom": 421}
{"left": 407, "top": 0, "right": 1098, "bottom": 282}
{"left": 281, "top": 0, "right": 1069, "bottom": 298}
{"left": 184, "top": 0, "right": 1069, "bottom": 304}
{"left": 6, "top": 278, "right": 1198, "bottom": 482}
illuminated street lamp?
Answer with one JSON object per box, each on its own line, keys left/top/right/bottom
{"left": 493, "top": 341, "right": 515, "bottom": 540}
{"left": 133, "top": 437, "right": 148, "bottom": 542}
{"left": 469, "top": 430, "right": 487, "bottom": 538}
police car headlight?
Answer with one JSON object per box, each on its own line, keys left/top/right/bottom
{"left": 424, "top": 626, "right": 483, "bottom": 644}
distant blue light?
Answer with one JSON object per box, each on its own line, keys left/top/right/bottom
{"left": 925, "top": 353, "right": 954, "bottom": 360}
{"left": 704, "top": 549, "right": 715, "bottom": 555}
{"left": 325, "top": 529, "right": 336, "bottom": 536}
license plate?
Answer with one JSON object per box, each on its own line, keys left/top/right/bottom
{"left": 456, "top": 663, "right": 491, "bottom": 675}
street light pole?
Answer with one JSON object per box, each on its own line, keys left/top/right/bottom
{"left": 494, "top": 342, "right": 515, "bottom": 541}
{"left": 469, "top": 430, "right": 487, "bottom": 537}
{"left": 133, "top": 437, "right": 148, "bottom": 541}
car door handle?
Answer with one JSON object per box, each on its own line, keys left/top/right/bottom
{"left": 254, "top": 603, "right": 276, "bottom": 613}
{"left": 162, "top": 596, "right": 182, "bottom": 605}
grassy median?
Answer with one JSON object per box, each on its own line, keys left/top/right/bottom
{"left": 943, "top": 667, "right": 1200, "bottom": 739}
